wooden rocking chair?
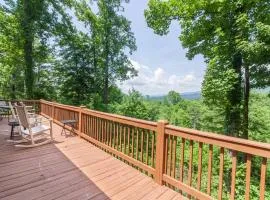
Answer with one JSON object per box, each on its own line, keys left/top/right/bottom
{"left": 14, "top": 105, "right": 53, "bottom": 147}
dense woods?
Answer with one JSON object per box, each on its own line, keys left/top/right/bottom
{"left": 0, "top": 0, "right": 270, "bottom": 199}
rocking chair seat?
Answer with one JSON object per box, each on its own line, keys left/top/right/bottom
{"left": 21, "top": 125, "right": 51, "bottom": 136}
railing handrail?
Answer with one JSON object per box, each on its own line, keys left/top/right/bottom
{"left": 41, "top": 99, "right": 270, "bottom": 154}
{"left": 166, "top": 125, "right": 270, "bottom": 158}
{"left": 40, "top": 99, "right": 80, "bottom": 111}
{"left": 40, "top": 99, "right": 158, "bottom": 131}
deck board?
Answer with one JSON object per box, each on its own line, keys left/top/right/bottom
{"left": 0, "top": 118, "right": 184, "bottom": 200}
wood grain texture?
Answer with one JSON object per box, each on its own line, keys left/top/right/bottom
{"left": 0, "top": 119, "right": 181, "bottom": 200}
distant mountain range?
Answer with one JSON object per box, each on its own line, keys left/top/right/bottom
{"left": 148, "top": 91, "right": 201, "bottom": 101}
{"left": 147, "top": 88, "right": 270, "bottom": 102}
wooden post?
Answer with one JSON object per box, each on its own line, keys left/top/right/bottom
{"left": 52, "top": 101, "right": 55, "bottom": 120}
{"left": 155, "top": 120, "right": 168, "bottom": 185}
{"left": 39, "top": 99, "right": 42, "bottom": 115}
{"left": 78, "top": 106, "right": 86, "bottom": 137}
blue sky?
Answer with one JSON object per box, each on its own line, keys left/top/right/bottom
{"left": 118, "top": 0, "right": 206, "bottom": 95}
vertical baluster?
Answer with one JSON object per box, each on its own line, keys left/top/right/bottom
{"left": 87, "top": 115, "right": 90, "bottom": 136}
{"left": 124, "top": 126, "right": 126, "bottom": 154}
{"left": 96, "top": 117, "right": 98, "bottom": 140}
{"left": 172, "top": 136, "right": 176, "bottom": 178}
{"left": 136, "top": 128, "right": 139, "bottom": 160}
{"left": 91, "top": 116, "right": 94, "bottom": 138}
{"left": 93, "top": 117, "right": 96, "bottom": 139}
{"left": 259, "top": 158, "right": 267, "bottom": 200}
{"left": 146, "top": 131, "right": 149, "bottom": 166}
{"left": 151, "top": 132, "right": 155, "bottom": 168}
{"left": 218, "top": 147, "right": 224, "bottom": 200}
{"left": 245, "top": 154, "right": 252, "bottom": 200}
{"left": 95, "top": 117, "right": 97, "bottom": 139}
{"left": 90, "top": 116, "right": 92, "bottom": 136}
{"left": 127, "top": 126, "right": 130, "bottom": 156}
{"left": 141, "top": 130, "right": 144, "bottom": 162}
{"left": 113, "top": 122, "right": 116, "bottom": 149}
{"left": 100, "top": 119, "right": 103, "bottom": 142}
{"left": 83, "top": 114, "right": 86, "bottom": 135}
{"left": 91, "top": 116, "right": 94, "bottom": 137}
{"left": 104, "top": 120, "right": 107, "bottom": 144}
{"left": 109, "top": 121, "right": 112, "bottom": 146}
{"left": 119, "top": 124, "right": 122, "bottom": 152}
{"left": 106, "top": 120, "right": 108, "bottom": 145}
{"left": 180, "top": 138, "right": 185, "bottom": 182}
{"left": 169, "top": 135, "right": 173, "bottom": 176}
{"left": 187, "top": 140, "right": 194, "bottom": 199}
{"left": 164, "top": 135, "right": 168, "bottom": 174}
{"left": 230, "top": 150, "right": 237, "bottom": 200}
{"left": 196, "top": 143, "right": 203, "bottom": 193}
{"left": 207, "top": 144, "right": 213, "bottom": 195}
{"left": 115, "top": 123, "right": 119, "bottom": 150}
{"left": 85, "top": 115, "right": 88, "bottom": 135}
{"left": 97, "top": 118, "right": 100, "bottom": 141}
{"left": 84, "top": 114, "right": 86, "bottom": 134}
{"left": 100, "top": 118, "right": 105, "bottom": 143}
{"left": 132, "top": 128, "right": 134, "bottom": 158}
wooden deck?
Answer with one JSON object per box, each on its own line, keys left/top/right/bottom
{"left": 0, "top": 118, "right": 183, "bottom": 200}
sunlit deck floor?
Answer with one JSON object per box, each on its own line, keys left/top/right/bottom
{"left": 0, "top": 118, "right": 183, "bottom": 200}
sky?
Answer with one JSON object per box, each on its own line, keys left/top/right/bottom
{"left": 117, "top": 0, "right": 206, "bottom": 95}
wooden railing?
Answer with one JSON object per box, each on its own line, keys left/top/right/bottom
{"left": 39, "top": 99, "right": 270, "bottom": 200}
{"left": 10, "top": 100, "right": 41, "bottom": 113}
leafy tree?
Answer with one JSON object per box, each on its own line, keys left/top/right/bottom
{"left": 112, "top": 89, "right": 159, "bottom": 121}
{"left": 97, "top": 0, "right": 137, "bottom": 107}
{"left": 165, "top": 90, "right": 182, "bottom": 105}
{"left": 0, "top": 6, "right": 24, "bottom": 99}
{"left": 70, "top": 0, "right": 137, "bottom": 109}
{"left": 145, "top": 0, "right": 270, "bottom": 139}
{"left": 1, "top": 0, "right": 74, "bottom": 99}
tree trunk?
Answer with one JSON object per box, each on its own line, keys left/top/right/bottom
{"left": 243, "top": 65, "right": 250, "bottom": 139}
{"left": 226, "top": 52, "right": 242, "bottom": 137}
{"left": 103, "top": 44, "right": 109, "bottom": 106}
{"left": 102, "top": 8, "right": 110, "bottom": 108}
{"left": 23, "top": 0, "right": 34, "bottom": 99}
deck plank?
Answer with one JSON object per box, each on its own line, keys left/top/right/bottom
{"left": 0, "top": 118, "right": 183, "bottom": 200}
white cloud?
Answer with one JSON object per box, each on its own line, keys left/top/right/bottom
{"left": 118, "top": 59, "right": 202, "bottom": 95}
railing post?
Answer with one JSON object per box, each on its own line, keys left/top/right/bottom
{"left": 39, "top": 99, "right": 42, "bottom": 115}
{"left": 155, "top": 120, "right": 169, "bottom": 185}
{"left": 78, "top": 105, "right": 86, "bottom": 137}
{"left": 52, "top": 101, "right": 55, "bottom": 120}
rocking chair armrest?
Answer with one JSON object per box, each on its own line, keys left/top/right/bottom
{"left": 36, "top": 117, "right": 53, "bottom": 124}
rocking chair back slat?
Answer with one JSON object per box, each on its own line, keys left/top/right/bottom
{"left": 9, "top": 102, "right": 17, "bottom": 120}
{"left": 15, "top": 106, "right": 30, "bottom": 129}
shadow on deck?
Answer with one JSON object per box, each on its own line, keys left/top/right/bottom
{"left": 0, "top": 119, "right": 182, "bottom": 200}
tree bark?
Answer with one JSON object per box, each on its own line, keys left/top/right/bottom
{"left": 23, "top": 0, "right": 34, "bottom": 98}
{"left": 103, "top": 42, "right": 109, "bottom": 106}
{"left": 226, "top": 52, "right": 242, "bottom": 137}
{"left": 102, "top": 6, "right": 110, "bottom": 108}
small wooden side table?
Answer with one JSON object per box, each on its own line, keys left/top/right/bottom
{"left": 60, "top": 119, "right": 77, "bottom": 136}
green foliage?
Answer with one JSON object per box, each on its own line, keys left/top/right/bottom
{"left": 165, "top": 90, "right": 182, "bottom": 105}
{"left": 145, "top": 0, "right": 270, "bottom": 138}
{"left": 111, "top": 89, "right": 159, "bottom": 121}
{"left": 0, "top": 0, "right": 137, "bottom": 107}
